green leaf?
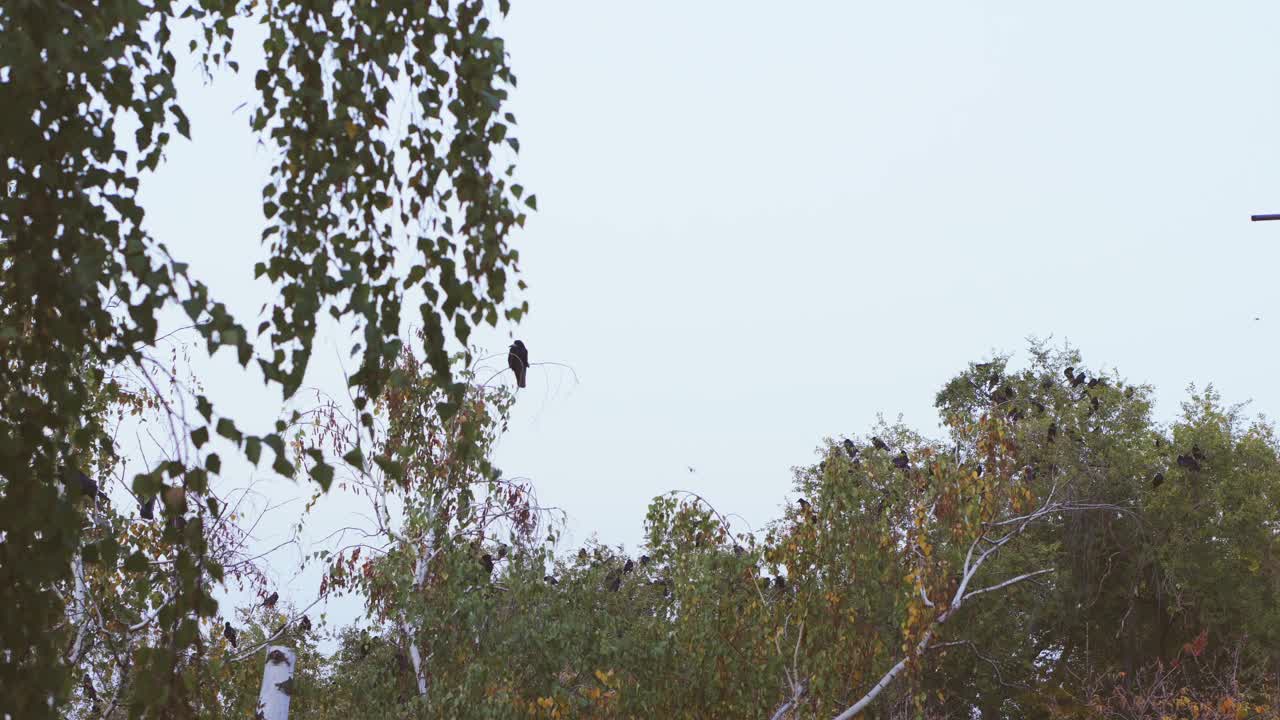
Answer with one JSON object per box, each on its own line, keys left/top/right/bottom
{"left": 191, "top": 426, "right": 209, "bottom": 448}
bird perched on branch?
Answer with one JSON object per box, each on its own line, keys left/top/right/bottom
{"left": 66, "top": 468, "right": 107, "bottom": 503}
{"left": 871, "top": 437, "right": 889, "bottom": 452}
{"left": 842, "top": 438, "right": 859, "bottom": 459}
{"left": 223, "top": 621, "right": 238, "bottom": 649}
{"left": 263, "top": 591, "right": 278, "bottom": 609}
{"left": 508, "top": 340, "right": 529, "bottom": 388}
{"left": 893, "top": 452, "right": 910, "bottom": 470}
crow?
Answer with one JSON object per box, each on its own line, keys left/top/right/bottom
{"left": 1047, "top": 422, "right": 1058, "bottom": 442}
{"left": 480, "top": 553, "right": 495, "bottom": 575}
{"left": 1072, "top": 372, "right": 1086, "bottom": 388}
{"left": 139, "top": 495, "right": 155, "bottom": 520}
{"left": 508, "top": 340, "right": 529, "bottom": 388}
{"left": 545, "top": 575, "right": 559, "bottom": 585}
{"left": 893, "top": 452, "right": 909, "bottom": 470}
{"left": 871, "top": 437, "right": 889, "bottom": 451}
{"left": 578, "top": 548, "right": 589, "bottom": 562}
{"left": 223, "top": 622, "right": 238, "bottom": 649}
{"left": 797, "top": 498, "right": 811, "bottom": 513}
{"left": 263, "top": 591, "right": 278, "bottom": 609}
{"left": 68, "top": 469, "right": 107, "bottom": 503}
{"left": 82, "top": 674, "right": 96, "bottom": 701}
{"left": 775, "top": 575, "right": 787, "bottom": 590}
{"left": 842, "top": 438, "right": 858, "bottom": 459}
{"left": 639, "top": 554, "right": 650, "bottom": 566}
{"left": 1152, "top": 472, "right": 1164, "bottom": 489}
{"left": 623, "top": 559, "right": 635, "bottom": 574}
{"left": 300, "top": 615, "right": 311, "bottom": 632}
{"left": 1064, "top": 367, "right": 1076, "bottom": 382}
{"left": 1176, "top": 455, "right": 1201, "bottom": 473}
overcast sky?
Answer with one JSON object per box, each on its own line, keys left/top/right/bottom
{"left": 134, "top": 1, "right": 1280, "bottom": 628}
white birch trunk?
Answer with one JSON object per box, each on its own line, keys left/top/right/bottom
{"left": 256, "top": 646, "right": 296, "bottom": 720}
{"left": 402, "top": 553, "right": 430, "bottom": 698}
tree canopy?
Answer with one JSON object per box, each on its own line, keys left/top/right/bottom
{"left": 1, "top": 0, "right": 529, "bottom": 716}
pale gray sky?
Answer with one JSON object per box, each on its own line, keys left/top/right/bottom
{"left": 133, "top": 1, "right": 1280, "bottom": 627}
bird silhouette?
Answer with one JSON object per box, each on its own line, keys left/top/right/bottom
{"left": 639, "top": 554, "right": 650, "bottom": 566}
{"left": 545, "top": 575, "right": 559, "bottom": 585}
{"left": 300, "top": 615, "right": 312, "bottom": 632}
{"left": 508, "top": 340, "right": 529, "bottom": 388}
{"left": 871, "top": 437, "right": 889, "bottom": 451}
{"left": 1064, "top": 367, "right": 1075, "bottom": 382}
{"left": 842, "top": 438, "right": 859, "bottom": 459}
{"left": 1152, "top": 472, "right": 1164, "bottom": 489}
{"left": 893, "top": 452, "right": 909, "bottom": 470}
{"left": 263, "top": 591, "right": 278, "bottom": 609}
{"left": 1047, "top": 422, "right": 1058, "bottom": 442}
{"left": 69, "top": 469, "right": 107, "bottom": 503}
{"left": 623, "top": 559, "right": 635, "bottom": 574}
{"left": 1176, "top": 454, "right": 1201, "bottom": 472}
{"left": 139, "top": 496, "right": 155, "bottom": 520}
{"left": 223, "top": 621, "right": 238, "bottom": 648}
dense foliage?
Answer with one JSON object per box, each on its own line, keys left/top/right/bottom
{"left": 0, "top": 0, "right": 529, "bottom": 716}
{"left": 66, "top": 343, "right": 1278, "bottom": 719}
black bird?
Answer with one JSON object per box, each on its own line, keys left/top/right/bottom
{"left": 1152, "top": 472, "right": 1164, "bottom": 489}
{"left": 263, "top": 591, "right": 278, "bottom": 609}
{"left": 508, "top": 340, "right": 529, "bottom": 388}
{"left": 733, "top": 544, "right": 745, "bottom": 556}
{"left": 871, "top": 437, "right": 889, "bottom": 451}
{"left": 480, "top": 553, "right": 494, "bottom": 575}
{"left": 1176, "top": 454, "right": 1201, "bottom": 473}
{"left": 545, "top": 575, "right": 559, "bottom": 585}
{"left": 300, "top": 615, "right": 312, "bottom": 632}
{"left": 774, "top": 575, "right": 787, "bottom": 590}
{"left": 82, "top": 673, "right": 96, "bottom": 701}
{"left": 139, "top": 495, "right": 155, "bottom": 520}
{"left": 1047, "top": 422, "right": 1058, "bottom": 442}
{"left": 639, "top": 554, "right": 650, "bottom": 566}
{"left": 223, "top": 622, "right": 238, "bottom": 649}
{"left": 1064, "top": 367, "right": 1076, "bottom": 382}
{"left": 842, "top": 438, "right": 858, "bottom": 459}
{"left": 893, "top": 451, "right": 909, "bottom": 470}
{"left": 797, "top": 498, "right": 811, "bottom": 514}
{"left": 623, "top": 559, "right": 635, "bottom": 574}
{"left": 577, "top": 548, "right": 589, "bottom": 563}
{"left": 1087, "top": 378, "right": 1100, "bottom": 389}
{"left": 69, "top": 469, "right": 107, "bottom": 503}
{"left": 1072, "top": 372, "right": 1086, "bottom": 388}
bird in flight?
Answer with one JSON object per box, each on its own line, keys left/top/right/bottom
{"left": 508, "top": 340, "right": 529, "bottom": 388}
